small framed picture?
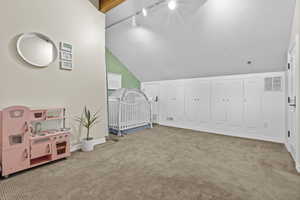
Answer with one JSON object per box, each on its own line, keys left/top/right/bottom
{"left": 60, "top": 61, "right": 73, "bottom": 70}
{"left": 60, "top": 42, "right": 72, "bottom": 52}
{"left": 60, "top": 51, "right": 72, "bottom": 61}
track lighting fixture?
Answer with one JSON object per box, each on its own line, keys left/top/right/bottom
{"left": 168, "top": 0, "right": 177, "bottom": 10}
{"left": 142, "top": 8, "right": 148, "bottom": 17}
{"left": 107, "top": 0, "right": 180, "bottom": 29}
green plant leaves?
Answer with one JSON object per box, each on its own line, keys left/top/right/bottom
{"left": 75, "top": 106, "right": 102, "bottom": 140}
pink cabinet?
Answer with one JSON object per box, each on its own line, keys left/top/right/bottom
{"left": 1, "top": 106, "right": 71, "bottom": 177}
{"left": 0, "top": 106, "right": 31, "bottom": 176}
{"left": 30, "top": 138, "right": 52, "bottom": 159}
{"left": 52, "top": 133, "right": 71, "bottom": 160}
{"left": 2, "top": 147, "right": 30, "bottom": 176}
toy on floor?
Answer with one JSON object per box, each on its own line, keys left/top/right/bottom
{"left": 0, "top": 106, "right": 71, "bottom": 177}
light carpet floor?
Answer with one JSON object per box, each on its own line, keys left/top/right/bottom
{"left": 0, "top": 126, "right": 300, "bottom": 200}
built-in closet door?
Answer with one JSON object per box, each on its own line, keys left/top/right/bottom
{"left": 160, "top": 82, "right": 185, "bottom": 123}
{"left": 142, "top": 83, "right": 160, "bottom": 123}
{"left": 158, "top": 84, "right": 168, "bottom": 123}
{"left": 211, "top": 81, "right": 227, "bottom": 123}
{"left": 244, "top": 78, "right": 263, "bottom": 128}
{"left": 185, "top": 80, "right": 210, "bottom": 125}
{"left": 226, "top": 79, "right": 244, "bottom": 128}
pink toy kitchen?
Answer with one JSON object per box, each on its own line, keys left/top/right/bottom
{"left": 0, "top": 106, "right": 71, "bottom": 177}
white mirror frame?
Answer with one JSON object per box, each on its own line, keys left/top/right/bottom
{"left": 17, "top": 32, "right": 58, "bottom": 68}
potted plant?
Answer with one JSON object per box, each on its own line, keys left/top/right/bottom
{"left": 75, "top": 106, "right": 100, "bottom": 152}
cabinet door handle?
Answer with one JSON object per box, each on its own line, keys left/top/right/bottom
{"left": 47, "top": 144, "right": 51, "bottom": 154}
{"left": 24, "top": 149, "right": 28, "bottom": 159}
{"left": 24, "top": 122, "right": 29, "bottom": 133}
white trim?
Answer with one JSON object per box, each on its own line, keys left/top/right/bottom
{"left": 296, "top": 162, "right": 300, "bottom": 173}
{"left": 71, "top": 137, "right": 106, "bottom": 152}
{"left": 159, "top": 123, "right": 284, "bottom": 144}
{"left": 285, "top": 141, "right": 291, "bottom": 153}
{"left": 107, "top": 72, "right": 122, "bottom": 90}
{"left": 296, "top": 34, "right": 300, "bottom": 172}
{"left": 70, "top": 143, "right": 82, "bottom": 152}
{"left": 285, "top": 142, "right": 297, "bottom": 161}
{"left": 142, "top": 71, "right": 286, "bottom": 84}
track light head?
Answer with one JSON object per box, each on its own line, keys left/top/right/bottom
{"left": 142, "top": 8, "right": 148, "bottom": 17}
{"left": 168, "top": 0, "right": 177, "bottom": 10}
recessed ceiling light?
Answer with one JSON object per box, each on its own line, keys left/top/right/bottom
{"left": 142, "top": 8, "right": 148, "bottom": 17}
{"left": 168, "top": 0, "right": 177, "bottom": 10}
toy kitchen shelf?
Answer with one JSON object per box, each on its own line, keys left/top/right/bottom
{"left": 0, "top": 106, "right": 71, "bottom": 177}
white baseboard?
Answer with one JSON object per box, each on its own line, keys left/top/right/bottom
{"left": 71, "top": 137, "right": 106, "bottom": 152}
{"left": 70, "top": 143, "right": 82, "bottom": 152}
{"left": 159, "top": 122, "right": 284, "bottom": 144}
{"left": 296, "top": 163, "right": 300, "bottom": 173}
{"left": 284, "top": 142, "right": 291, "bottom": 152}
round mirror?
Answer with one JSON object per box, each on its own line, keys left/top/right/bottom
{"left": 17, "top": 33, "right": 58, "bottom": 67}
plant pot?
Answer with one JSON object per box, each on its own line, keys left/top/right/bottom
{"left": 81, "top": 139, "right": 94, "bottom": 152}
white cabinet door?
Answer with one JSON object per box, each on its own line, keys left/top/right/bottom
{"left": 227, "top": 79, "right": 244, "bottom": 127}
{"left": 197, "top": 81, "right": 210, "bottom": 124}
{"left": 212, "top": 79, "right": 244, "bottom": 127}
{"left": 244, "top": 78, "right": 263, "bottom": 128}
{"left": 142, "top": 83, "right": 160, "bottom": 123}
{"left": 185, "top": 80, "right": 210, "bottom": 125}
{"left": 211, "top": 81, "right": 227, "bottom": 123}
{"left": 169, "top": 84, "right": 185, "bottom": 122}
{"left": 160, "top": 82, "right": 184, "bottom": 123}
{"left": 159, "top": 84, "right": 169, "bottom": 122}
{"left": 185, "top": 81, "right": 198, "bottom": 122}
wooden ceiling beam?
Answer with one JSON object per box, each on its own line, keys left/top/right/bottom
{"left": 99, "top": 0, "right": 126, "bottom": 13}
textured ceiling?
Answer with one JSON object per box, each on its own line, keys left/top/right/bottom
{"left": 106, "top": 0, "right": 296, "bottom": 82}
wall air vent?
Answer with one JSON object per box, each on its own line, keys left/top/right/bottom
{"left": 272, "top": 77, "right": 282, "bottom": 91}
{"left": 264, "top": 77, "right": 282, "bottom": 92}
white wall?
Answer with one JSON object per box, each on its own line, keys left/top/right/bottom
{"left": 142, "top": 72, "right": 286, "bottom": 143}
{"left": 0, "top": 0, "right": 108, "bottom": 145}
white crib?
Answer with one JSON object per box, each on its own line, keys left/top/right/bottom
{"left": 108, "top": 89, "right": 152, "bottom": 136}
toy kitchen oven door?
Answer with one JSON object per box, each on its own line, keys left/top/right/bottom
{"left": 0, "top": 106, "right": 71, "bottom": 177}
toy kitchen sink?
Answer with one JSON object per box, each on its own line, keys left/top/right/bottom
{"left": 0, "top": 106, "right": 71, "bottom": 177}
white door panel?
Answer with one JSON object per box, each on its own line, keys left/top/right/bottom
{"left": 184, "top": 80, "right": 196, "bottom": 122}
{"left": 159, "top": 84, "right": 168, "bottom": 122}
{"left": 211, "top": 81, "right": 227, "bottom": 123}
{"left": 160, "top": 82, "right": 184, "bottom": 123}
{"left": 227, "top": 80, "right": 244, "bottom": 127}
{"left": 185, "top": 80, "right": 210, "bottom": 124}
{"left": 287, "top": 39, "right": 298, "bottom": 157}
{"left": 142, "top": 83, "right": 160, "bottom": 123}
{"left": 197, "top": 82, "right": 210, "bottom": 123}
{"left": 244, "top": 78, "right": 263, "bottom": 128}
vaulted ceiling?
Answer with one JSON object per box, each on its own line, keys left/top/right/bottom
{"left": 106, "top": 0, "right": 296, "bottom": 82}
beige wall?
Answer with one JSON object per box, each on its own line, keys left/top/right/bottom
{"left": 0, "top": 0, "right": 108, "bottom": 145}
